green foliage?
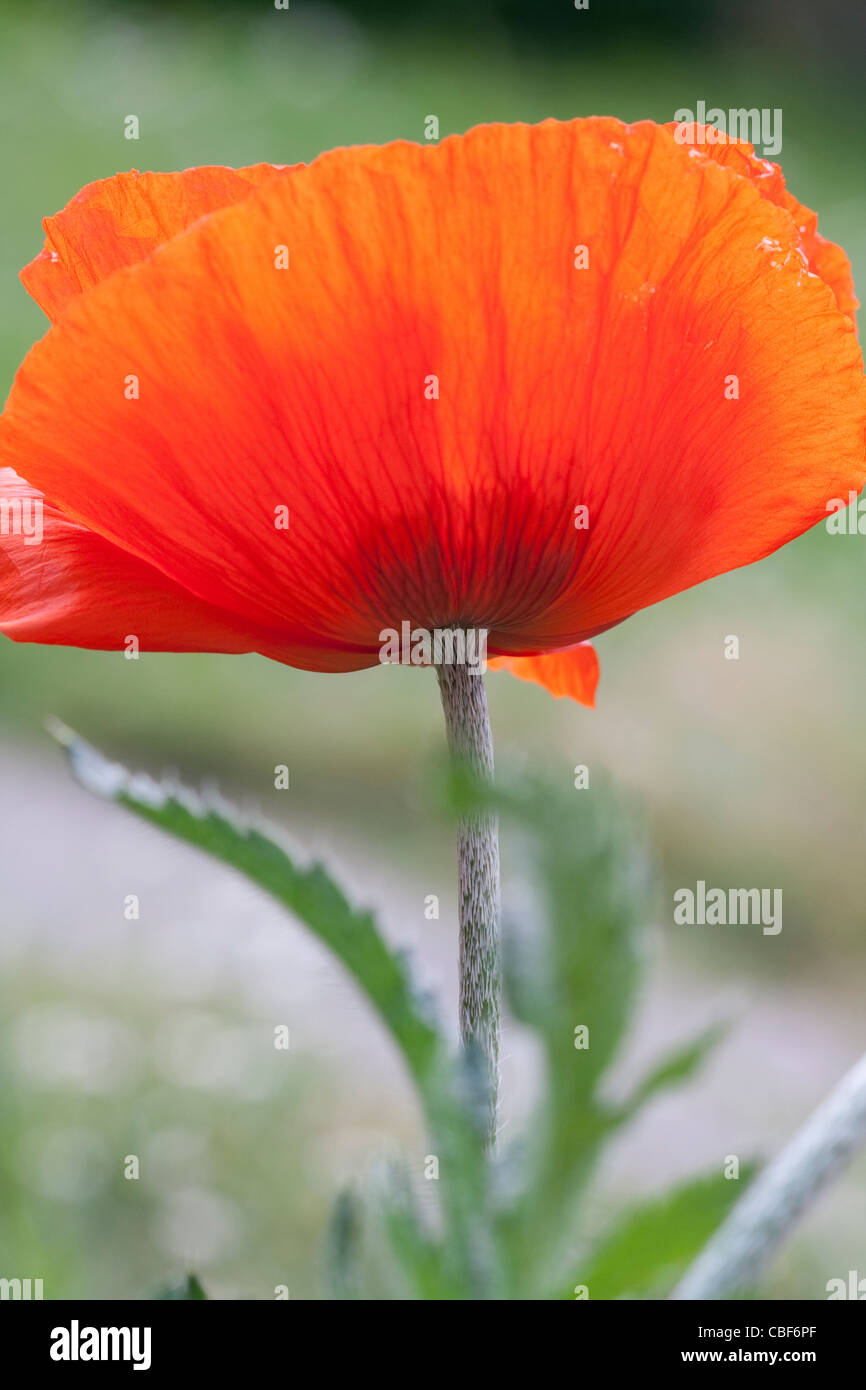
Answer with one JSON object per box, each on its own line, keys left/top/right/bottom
{"left": 51, "top": 721, "right": 494, "bottom": 1300}
{"left": 53, "top": 724, "right": 751, "bottom": 1301}
{"left": 618, "top": 1024, "right": 727, "bottom": 1120}
{"left": 156, "top": 1274, "right": 208, "bottom": 1300}
{"left": 564, "top": 1168, "right": 756, "bottom": 1301}
{"left": 325, "top": 1190, "right": 363, "bottom": 1301}
{"left": 493, "top": 776, "right": 648, "bottom": 1292}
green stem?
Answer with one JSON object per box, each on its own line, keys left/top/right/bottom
{"left": 436, "top": 660, "right": 501, "bottom": 1145}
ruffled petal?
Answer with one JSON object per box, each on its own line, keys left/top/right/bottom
{"left": 488, "top": 644, "right": 599, "bottom": 707}
{"left": 21, "top": 164, "right": 292, "bottom": 321}
{"left": 2, "top": 120, "right": 864, "bottom": 674}
{"left": 669, "top": 122, "right": 858, "bottom": 319}
{"left": 0, "top": 466, "right": 281, "bottom": 657}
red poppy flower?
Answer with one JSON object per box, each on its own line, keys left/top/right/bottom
{"left": 2, "top": 119, "right": 864, "bottom": 708}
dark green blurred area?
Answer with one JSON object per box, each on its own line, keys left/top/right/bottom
{"left": 44, "top": 0, "right": 866, "bottom": 61}
{"left": 1, "top": 0, "right": 865, "bottom": 1299}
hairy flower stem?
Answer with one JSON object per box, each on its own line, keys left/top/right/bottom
{"left": 436, "top": 661, "right": 501, "bottom": 1146}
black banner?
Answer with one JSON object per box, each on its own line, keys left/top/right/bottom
{"left": 1, "top": 1297, "right": 862, "bottom": 1374}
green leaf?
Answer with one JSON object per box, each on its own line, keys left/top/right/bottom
{"left": 378, "top": 1163, "right": 462, "bottom": 1301}
{"left": 619, "top": 1024, "right": 726, "bottom": 1120}
{"left": 325, "top": 1188, "right": 363, "bottom": 1300}
{"left": 51, "top": 720, "right": 443, "bottom": 1095}
{"left": 518, "top": 790, "right": 648, "bottom": 1288}
{"left": 155, "top": 1273, "right": 208, "bottom": 1300}
{"left": 51, "top": 723, "right": 496, "bottom": 1299}
{"left": 563, "top": 1167, "right": 756, "bottom": 1300}
{"left": 444, "top": 763, "right": 648, "bottom": 1110}
{"left": 445, "top": 768, "right": 651, "bottom": 1293}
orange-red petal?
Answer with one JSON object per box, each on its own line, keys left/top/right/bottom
{"left": 668, "top": 122, "right": 858, "bottom": 320}
{"left": 21, "top": 164, "right": 292, "bottom": 321}
{"left": 0, "top": 468, "right": 377, "bottom": 671}
{"left": 2, "top": 120, "right": 865, "bottom": 675}
{"left": 0, "top": 466, "right": 264, "bottom": 652}
{"left": 488, "top": 645, "right": 599, "bottom": 707}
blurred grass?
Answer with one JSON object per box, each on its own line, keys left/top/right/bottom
{"left": 0, "top": 970, "right": 343, "bottom": 1298}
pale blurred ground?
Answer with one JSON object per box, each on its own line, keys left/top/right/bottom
{"left": 1, "top": 1, "right": 866, "bottom": 1298}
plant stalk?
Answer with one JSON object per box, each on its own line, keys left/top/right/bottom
{"left": 436, "top": 660, "right": 501, "bottom": 1145}
{"left": 672, "top": 1048, "right": 866, "bottom": 1299}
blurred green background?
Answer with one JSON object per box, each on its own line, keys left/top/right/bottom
{"left": 1, "top": 0, "right": 865, "bottom": 1299}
